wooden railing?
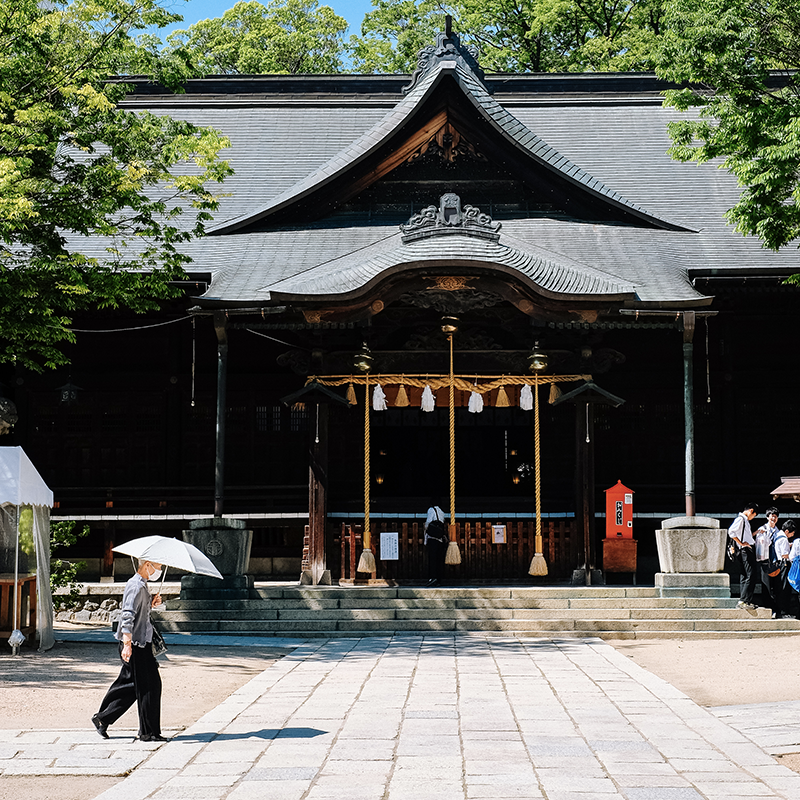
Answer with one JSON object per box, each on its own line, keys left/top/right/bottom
{"left": 333, "top": 518, "right": 575, "bottom": 583}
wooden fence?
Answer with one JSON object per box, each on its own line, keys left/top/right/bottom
{"left": 333, "top": 518, "right": 575, "bottom": 583}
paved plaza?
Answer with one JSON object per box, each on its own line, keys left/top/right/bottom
{"left": 3, "top": 634, "right": 800, "bottom": 800}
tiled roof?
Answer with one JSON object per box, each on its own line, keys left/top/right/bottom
{"left": 61, "top": 66, "right": 800, "bottom": 308}
{"left": 208, "top": 61, "right": 687, "bottom": 235}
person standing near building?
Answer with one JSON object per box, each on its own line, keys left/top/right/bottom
{"left": 755, "top": 507, "right": 781, "bottom": 616}
{"left": 729, "top": 502, "right": 758, "bottom": 613}
{"left": 424, "top": 501, "right": 448, "bottom": 586}
{"left": 92, "top": 559, "right": 167, "bottom": 742}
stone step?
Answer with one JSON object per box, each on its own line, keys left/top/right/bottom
{"left": 164, "top": 595, "right": 742, "bottom": 612}
{"left": 154, "top": 606, "right": 778, "bottom": 624}
{"left": 249, "top": 586, "right": 667, "bottom": 600}
{"left": 153, "top": 614, "right": 800, "bottom": 635}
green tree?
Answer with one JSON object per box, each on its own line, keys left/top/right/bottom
{"left": 658, "top": 0, "right": 800, "bottom": 251}
{"left": 0, "top": 0, "right": 232, "bottom": 372}
{"left": 49, "top": 519, "right": 91, "bottom": 609}
{"left": 348, "top": 0, "right": 666, "bottom": 74}
{"left": 167, "top": 0, "right": 349, "bottom": 76}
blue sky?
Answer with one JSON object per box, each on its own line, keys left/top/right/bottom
{"left": 159, "top": 0, "right": 375, "bottom": 36}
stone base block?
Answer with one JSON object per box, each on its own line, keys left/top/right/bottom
{"left": 655, "top": 527, "right": 726, "bottom": 573}
{"left": 655, "top": 572, "right": 731, "bottom": 598}
{"left": 183, "top": 518, "right": 253, "bottom": 577}
{"left": 300, "top": 569, "right": 332, "bottom": 586}
{"left": 179, "top": 574, "right": 254, "bottom": 601}
{"left": 570, "top": 569, "right": 605, "bottom": 586}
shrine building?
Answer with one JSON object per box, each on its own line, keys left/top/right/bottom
{"left": 4, "top": 28, "right": 799, "bottom": 585}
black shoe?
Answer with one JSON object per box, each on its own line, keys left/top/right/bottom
{"left": 138, "top": 734, "right": 169, "bottom": 742}
{"left": 91, "top": 714, "right": 109, "bottom": 739}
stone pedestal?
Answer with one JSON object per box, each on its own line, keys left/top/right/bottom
{"left": 655, "top": 516, "right": 726, "bottom": 573}
{"left": 180, "top": 518, "right": 253, "bottom": 600}
{"left": 655, "top": 572, "right": 730, "bottom": 598}
{"left": 654, "top": 515, "right": 729, "bottom": 599}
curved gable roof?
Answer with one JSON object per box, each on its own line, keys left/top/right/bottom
{"left": 249, "top": 227, "right": 637, "bottom": 302}
{"left": 209, "top": 60, "right": 691, "bottom": 235}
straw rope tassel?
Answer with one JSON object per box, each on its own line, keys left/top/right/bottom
{"left": 445, "top": 334, "right": 461, "bottom": 565}
{"left": 529, "top": 374, "right": 548, "bottom": 576}
{"left": 357, "top": 376, "right": 376, "bottom": 573}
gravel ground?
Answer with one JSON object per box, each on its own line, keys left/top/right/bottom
{"left": 0, "top": 636, "right": 290, "bottom": 800}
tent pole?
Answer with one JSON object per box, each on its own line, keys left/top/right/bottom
{"left": 12, "top": 508, "right": 20, "bottom": 656}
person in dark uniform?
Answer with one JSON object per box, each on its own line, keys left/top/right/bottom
{"left": 92, "top": 559, "right": 167, "bottom": 742}
{"left": 425, "top": 501, "right": 448, "bottom": 586}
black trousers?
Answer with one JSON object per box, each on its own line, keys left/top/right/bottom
{"left": 96, "top": 642, "right": 162, "bottom": 737}
{"left": 426, "top": 538, "right": 447, "bottom": 582}
{"left": 738, "top": 545, "right": 756, "bottom": 605}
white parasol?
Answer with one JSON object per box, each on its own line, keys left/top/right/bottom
{"left": 113, "top": 535, "right": 223, "bottom": 586}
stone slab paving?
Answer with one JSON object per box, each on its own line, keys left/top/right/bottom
{"left": 7, "top": 635, "right": 800, "bottom": 800}
{"left": 711, "top": 701, "right": 800, "bottom": 756}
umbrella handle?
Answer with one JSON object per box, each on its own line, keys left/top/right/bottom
{"left": 156, "top": 565, "right": 168, "bottom": 601}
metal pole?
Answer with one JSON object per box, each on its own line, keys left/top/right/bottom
{"left": 214, "top": 312, "right": 228, "bottom": 518}
{"left": 12, "top": 508, "right": 20, "bottom": 655}
{"left": 683, "top": 312, "right": 696, "bottom": 517}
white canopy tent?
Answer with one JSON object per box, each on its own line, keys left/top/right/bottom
{"left": 0, "top": 446, "right": 55, "bottom": 652}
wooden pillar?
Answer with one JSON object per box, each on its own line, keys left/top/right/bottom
{"left": 305, "top": 403, "right": 330, "bottom": 585}
{"left": 575, "top": 400, "right": 596, "bottom": 585}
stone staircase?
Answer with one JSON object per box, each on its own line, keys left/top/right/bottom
{"left": 152, "top": 585, "right": 800, "bottom": 639}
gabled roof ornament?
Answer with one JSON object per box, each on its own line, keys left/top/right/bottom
{"left": 400, "top": 193, "right": 501, "bottom": 243}
{"left": 403, "top": 15, "right": 484, "bottom": 94}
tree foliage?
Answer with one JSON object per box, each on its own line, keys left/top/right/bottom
{"left": 49, "top": 519, "right": 91, "bottom": 608}
{"left": 0, "top": 0, "right": 232, "bottom": 371}
{"left": 349, "top": 0, "right": 666, "bottom": 74}
{"left": 167, "top": 0, "right": 349, "bottom": 76}
{"left": 657, "top": 0, "right": 800, "bottom": 251}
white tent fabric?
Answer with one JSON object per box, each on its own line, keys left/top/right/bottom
{"left": 0, "top": 446, "right": 55, "bottom": 651}
{"left": 0, "top": 447, "right": 54, "bottom": 507}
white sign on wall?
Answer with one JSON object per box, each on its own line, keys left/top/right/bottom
{"left": 380, "top": 531, "right": 399, "bottom": 560}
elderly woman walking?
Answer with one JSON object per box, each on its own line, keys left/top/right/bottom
{"left": 91, "top": 559, "right": 168, "bottom": 742}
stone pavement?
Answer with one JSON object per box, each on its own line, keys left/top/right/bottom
{"left": 5, "top": 634, "right": 800, "bottom": 800}
{"left": 712, "top": 701, "right": 800, "bottom": 757}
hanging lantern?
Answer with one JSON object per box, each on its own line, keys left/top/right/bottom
{"left": 57, "top": 381, "right": 81, "bottom": 406}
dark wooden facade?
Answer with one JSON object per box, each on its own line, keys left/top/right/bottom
{"left": 3, "top": 281, "right": 799, "bottom": 583}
